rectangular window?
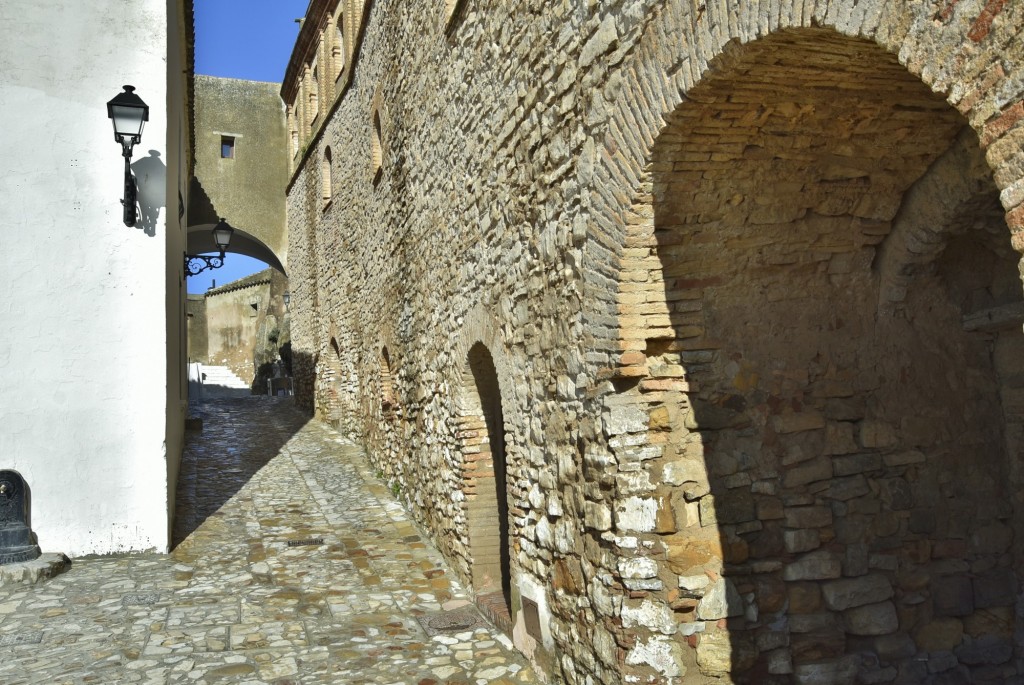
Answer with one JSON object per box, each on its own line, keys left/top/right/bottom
{"left": 221, "top": 136, "right": 235, "bottom": 159}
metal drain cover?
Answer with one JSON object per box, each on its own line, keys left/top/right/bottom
{"left": 0, "top": 631, "right": 42, "bottom": 646}
{"left": 287, "top": 538, "right": 324, "bottom": 547}
{"left": 416, "top": 606, "right": 488, "bottom": 636}
{"left": 122, "top": 593, "right": 160, "bottom": 606}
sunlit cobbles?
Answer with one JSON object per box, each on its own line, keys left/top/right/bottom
{"left": 0, "top": 398, "right": 535, "bottom": 683}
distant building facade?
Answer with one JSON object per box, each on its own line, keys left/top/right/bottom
{"left": 187, "top": 269, "right": 291, "bottom": 389}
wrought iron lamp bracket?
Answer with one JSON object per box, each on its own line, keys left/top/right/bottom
{"left": 184, "top": 252, "right": 226, "bottom": 277}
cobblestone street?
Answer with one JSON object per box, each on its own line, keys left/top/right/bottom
{"left": 0, "top": 398, "right": 537, "bottom": 684}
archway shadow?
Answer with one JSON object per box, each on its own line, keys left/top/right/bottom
{"left": 646, "top": 28, "right": 1022, "bottom": 684}
{"left": 172, "top": 350, "right": 315, "bottom": 548}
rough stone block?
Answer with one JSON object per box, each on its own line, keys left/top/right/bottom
{"left": 824, "top": 422, "right": 858, "bottom": 455}
{"left": 784, "top": 505, "right": 832, "bottom": 529}
{"left": 579, "top": 14, "right": 618, "bottom": 68}
{"left": 0, "top": 553, "right": 70, "bottom": 586}
{"left": 695, "top": 577, "right": 743, "bottom": 620}
{"left": 843, "top": 600, "right": 898, "bottom": 635}
{"left": 972, "top": 568, "right": 1017, "bottom": 608}
{"left": 685, "top": 399, "right": 745, "bottom": 430}
{"left": 858, "top": 420, "right": 897, "bottom": 448}
{"left": 969, "top": 522, "right": 1013, "bottom": 555}
{"left": 792, "top": 655, "right": 857, "bottom": 685}
{"left": 615, "top": 496, "right": 660, "bottom": 534}
{"left": 662, "top": 457, "right": 708, "bottom": 487}
{"left": 666, "top": 536, "right": 722, "bottom": 575}
{"left": 757, "top": 498, "right": 785, "bottom": 520}
{"left": 908, "top": 509, "right": 936, "bottom": 534}
{"left": 914, "top": 618, "right": 964, "bottom": 651}
{"left": 678, "top": 573, "right": 710, "bottom": 594}
{"left": 603, "top": 405, "right": 647, "bottom": 436}
{"left": 767, "top": 648, "right": 794, "bottom": 674}
{"left": 827, "top": 475, "right": 870, "bottom": 501}
{"left": 711, "top": 491, "right": 756, "bottom": 525}
{"left": 882, "top": 450, "right": 925, "bottom": 467}
{"left": 933, "top": 575, "right": 975, "bottom": 617}
{"left": 874, "top": 632, "right": 917, "bottom": 661}
{"left": 773, "top": 412, "right": 826, "bottom": 434}
{"left": 696, "top": 629, "right": 757, "bottom": 677}
{"left": 583, "top": 501, "right": 612, "bottom": 531}
{"left": 784, "top": 456, "right": 834, "bottom": 488}
{"left": 618, "top": 556, "right": 658, "bottom": 580}
{"left": 880, "top": 477, "right": 913, "bottom": 510}
{"left": 963, "top": 607, "right": 1014, "bottom": 639}
{"left": 842, "top": 542, "right": 869, "bottom": 577}
{"left": 621, "top": 599, "right": 676, "bottom": 635}
{"left": 625, "top": 636, "right": 686, "bottom": 678}
{"left": 784, "top": 529, "right": 821, "bottom": 554}
{"left": 783, "top": 550, "right": 842, "bottom": 581}
{"left": 832, "top": 453, "right": 882, "bottom": 477}
{"left": 822, "top": 574, "right": 893, "bottom": 611}
{"left": 788, "top": 583, "right": 823, "bottom": 614}
{"left": 955, "top": 635, "right": 1013, "bottom": 665}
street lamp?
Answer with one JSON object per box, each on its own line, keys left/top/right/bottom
{"left": 184, "top": 219, "right": 235, "bottom": 276}
{"left": 283, "top": 291, "right": 291, "bottom": 311}
{"left": 106, "top": 85, "right": 149, "bottom": 227}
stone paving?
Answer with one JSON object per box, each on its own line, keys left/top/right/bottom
{"left": 0, "top": 398, "right": 538, "bottom": 684}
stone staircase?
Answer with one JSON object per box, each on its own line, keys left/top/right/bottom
{"left": 193, "top": 364, "right": 252, "bottom": 399}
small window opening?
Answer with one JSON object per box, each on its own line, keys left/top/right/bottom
{"left": 310, "top": 65, "right": 320, "bottom": 123}
{"left": 221, "top": 136, "right": 235, "bottom": 159}
{"left": 322, "top": 147, "right": 333, "bottom": 208}
{"left": 371, "top": 109, "right": 383, "bottom": 181}
{"left": 334, "top": 21, "right": 346, "bottom": 80}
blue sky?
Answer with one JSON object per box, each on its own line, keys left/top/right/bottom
{"left": 188, "top": 0, "right": 307, "bottom": 293}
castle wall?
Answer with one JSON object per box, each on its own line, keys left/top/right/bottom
{"left": 285, "top": 1, "right": 1024, "bottom": 682}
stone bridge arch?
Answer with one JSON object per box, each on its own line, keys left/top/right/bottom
{"left": 583, "top": 3, "right": 1024, "bottom": 683}
{"left": 191, "top": 76, "right": 288, "bottom": 269}
{"left": 186, "top": 222, "right": 286, "bottom": 274}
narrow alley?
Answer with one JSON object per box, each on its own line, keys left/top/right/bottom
{"left": 0, "top": 398, "right": 537, "bottom": 684}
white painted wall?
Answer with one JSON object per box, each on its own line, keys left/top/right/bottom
{"left": 0, "top": 2, "right": 179, "bottom": 555}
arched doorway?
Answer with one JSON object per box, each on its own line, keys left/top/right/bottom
{"left": 459, "top": 342, "right": 512, "bottom": 630}
{"left": 319, "top": 338, "right": 344, "bottom": 425}
{"left": 379, "top": 346, "right": 396, "bottom": 412}
{"left": 640, "top": 28, "right": 1022, "bottom": 682}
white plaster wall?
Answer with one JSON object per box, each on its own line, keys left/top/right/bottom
{"left": 0, "top": 2, "right": 173, "bottom": 555}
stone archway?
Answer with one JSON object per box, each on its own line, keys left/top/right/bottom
{"left": 379, "top": 345, "right": 396, "bottom": 412}
{"left": 458, "top": 342, "right": 513, "bottom": 632}
{"left": 320, "top": 337, "right": 344, "bottom": 425}
{"left": 624, "top": 27, "right": 1024, "bottom": 683}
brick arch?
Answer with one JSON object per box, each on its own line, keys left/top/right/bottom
{"left": 457, "top": 342, "right": 513, "bottom": 629}
{"left": 583, "top": 0, "right": 1024, "bottom": 372}
{"left": 445, "top": 305, "right": 534, "bottom": 640}
{"left": 311, "top": 312, "right": 363, "bottom": 436}
{"left": 594, "top": 15, "right": 1024, "bottom": 684}
{"left": 874, "top": 127, "right": 1006, "bottom": 313}
{"left": 378, "top": 345, "right": 395, "bottom": 411}
{"left": 320, "top": 337, "right": 343, "bottom": 423}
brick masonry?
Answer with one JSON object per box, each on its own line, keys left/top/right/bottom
{"left": 283, "top": 1, "right": 1024, "bottom": 683}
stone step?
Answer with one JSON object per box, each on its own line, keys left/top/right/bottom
{"left": 198, "top": 365, "right": 250, "bottom": 388}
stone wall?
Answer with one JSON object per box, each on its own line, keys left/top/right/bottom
{"left": 192, "top": 76, "right": 289, "bottom": 268}
{"left": 202, "top": 270, "right": 289, "bottom": 386}
{"left": 284, "top": 1, "right": 1024, "bottom": 682}
{"left": 187, "top": 295, "right": 209, "bottom": 363}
